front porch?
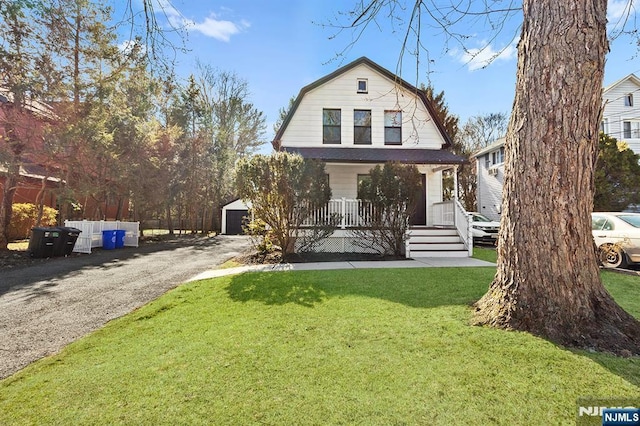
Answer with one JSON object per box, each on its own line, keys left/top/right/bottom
{"left": 298, "top": 199, "right": 473, "bottom": 258}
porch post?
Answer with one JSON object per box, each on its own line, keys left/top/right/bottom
{"left": 341, "top": 197, "right": 346, "bottom": 230}
{"left": 453, "top": 165, "right": 459, "bottom": 201}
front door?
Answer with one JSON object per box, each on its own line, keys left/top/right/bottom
{"left": 410, "top": 174, "right": 427, "bottom": 226}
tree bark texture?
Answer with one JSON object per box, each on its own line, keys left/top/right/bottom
{"left": 0, "top": 166, "right": 19, "bottom": 250}
{"left": 474, "top": 0, "right": 640, "bottom": 355}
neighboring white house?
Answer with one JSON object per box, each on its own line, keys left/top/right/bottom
{"left": 473, "top": 73, "right": 640, "bottom": 222}
{"left": 273, "top": 57, "right": 470, "bottom": 257}
{"left": 601, "top": 73, "right": 640, "bottom": 154}
{"left": 472, "top": 138, "right": 505, "bottom": 222}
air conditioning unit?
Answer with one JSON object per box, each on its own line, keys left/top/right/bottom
{"left": 488, "top": 167, "right": 499, "bottom": 176}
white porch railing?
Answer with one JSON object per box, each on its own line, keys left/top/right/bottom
{"left": 301, "top": 198, "right": 366, "bottom": 229}
{"left": 433, "top": 201, "right": 454, "bottom": 227}
{"left": 432, "top": 200, "right": 473, "bottom": 256}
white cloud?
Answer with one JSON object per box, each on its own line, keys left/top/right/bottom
{"left": 118, "top": 39, "right": 146, "bottom": 56}
{"left": 608, "top": 0, "right": 633, "bottom": 22}
{"left": 188, "top": 16, "right": 250, "bottom": 42}
{"left": 154, "top": 1, "right": 249, "bottom": 42}
{"left": 457, "top": 42, "right": 517, "bottom": 71}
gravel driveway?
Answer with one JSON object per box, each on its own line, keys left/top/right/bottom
{"left": 0, "top": 234, "right": 252, "bottom": 379}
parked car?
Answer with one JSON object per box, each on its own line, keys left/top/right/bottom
{"left": 591, "top": 212, "right": 640, "bottom": 268}
{"left": 471, "top": 213, "right": 500, "bottom": 245}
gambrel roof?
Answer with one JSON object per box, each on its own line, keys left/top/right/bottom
{"left": 272, "top": 56, "right": 454, "bottom": 149}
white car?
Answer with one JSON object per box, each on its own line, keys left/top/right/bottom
{"left": 591, "top": 212, "right": 640, "bottom": 268}
{"left": 471, "top": 213, "right": 500, "bottom": 245}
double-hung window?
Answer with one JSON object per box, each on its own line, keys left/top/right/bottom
{"left": 384, "top": 110, "right": 402, "bottom": 145}
{"left": 323, "top": 109, "right": 341, "bottom": 144}
{"left": 354, "top": 110, "right": 372, "bottom": 144}
{"left": 623, "top": 120, "right": 640, "bottom": 139}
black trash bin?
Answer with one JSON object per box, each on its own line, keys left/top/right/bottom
{"left": 54, "top": 227, "right": 82, "bottom": 256}
{"left": 28, "top": 227, "right": 61, "bottom": 258}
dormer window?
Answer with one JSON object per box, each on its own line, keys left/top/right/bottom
{"left": 625, "top": 93, "right": 634, "bottom": 107}
{"left": 357, "top": 79, "right": 368, "bottom": 94}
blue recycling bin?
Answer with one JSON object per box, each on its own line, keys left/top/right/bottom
{"left": 115, "top": 230, "right": 126, "bottom": 248}
{"left": 102, "top": 230, "right": 117, "bottom": 250}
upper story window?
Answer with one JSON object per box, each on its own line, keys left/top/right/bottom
{"left": 600, "top": 118, "right": 609, "bottom": 134}
{"left": 323, "top": 109, "right": 341, "bottom": 144}
{"left": 354, "top": 110, "right": 372, "bottom": 144}
{"left": 357, "top": 79, "right": 368, "bottom": 94}
{"left": 625, "top": 93, "right": 634, "bottom": 107}
{"left": 486, "top": 147, "right": 505, "bottom": 168}
{"left": 384, "top": 110, "right": 402, "bottom": 145}
{"left": 623, "top": 120, "right": 640, "bottom": 139}
{"left": 492, "top": 147, "right": 505, "bottom": 165}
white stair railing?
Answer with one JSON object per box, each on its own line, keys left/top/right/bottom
{"left": 453, "top": 200, "right": 473, "bottom": 256}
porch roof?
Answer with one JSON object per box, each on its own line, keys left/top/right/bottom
{"left": 282, "top": 147, "right": 467, "bottom": 165}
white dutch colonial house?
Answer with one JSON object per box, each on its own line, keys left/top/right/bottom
{"left": 601, "top": 73, "right": 640, "bottom": 154}
{"left": 272, "top": 57, "right": 470, "bottom": 257}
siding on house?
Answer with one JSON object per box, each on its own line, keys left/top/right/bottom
{"left": 473, "top": 138, "right": 505, "bottom": 221}
{"left": 602, "top": 74, "right": 640, "bottom": 154}
{"left": 279, "top": 62, "right": 445, "bottom": 149}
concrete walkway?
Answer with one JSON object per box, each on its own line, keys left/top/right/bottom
{"left": 188, "top": 256, "right": 496, "bottom": 282}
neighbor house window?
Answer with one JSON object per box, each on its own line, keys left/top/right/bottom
{"left": 323, "top": 109, "right": 341, "bottom": 144}
{"left": 625, "top": 93, "right": 634, "bottom": 107}
{"left": 354, "top": 110, "right": 372, "bottom": 144}
{"left": 492, "top": 147, "right": 505, "bottom": 165}
{"left": 384, "top": 110, "right": 402, "bottom": 145}
{"left": 623, "top": 120, "right": 640, "bottom": 138}
{"left": 600, "top": 118, "right": 609, "bottom": 135}
{"left": 357, "top": 79, "right": 368, "bottom": 93}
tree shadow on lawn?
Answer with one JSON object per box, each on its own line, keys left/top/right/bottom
{"left": 225, "top": 268, "right": 640, "bottom": 389}
{"left": 225, "top": 267, "right": 495, "bottom": 309}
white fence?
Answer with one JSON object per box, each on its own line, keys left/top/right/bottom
{"left": 64, "top": 220, "right": 140, "bottom": 254}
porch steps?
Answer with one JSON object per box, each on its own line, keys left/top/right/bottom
{"left": 407, "top": 227, "right": 469, "bottom": 258}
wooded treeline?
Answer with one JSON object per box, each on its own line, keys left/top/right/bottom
{"left": 0, "top": 0, "right": 265, "bottom": 248}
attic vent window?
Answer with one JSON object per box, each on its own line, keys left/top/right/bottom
{"left": 357, "top": 79, "right": 368, "bottom": 94}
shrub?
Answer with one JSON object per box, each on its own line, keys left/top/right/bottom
{"left": 351, "top": 162, "right": 422, "bottom": 256}
{"left": 9, "top": 203, "right": 58, "bottom": 240}
{"left": 236, "top": 152, "right": 333, "bottom": 258}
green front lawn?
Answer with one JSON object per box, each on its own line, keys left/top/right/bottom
{"left": 1, "top": 267, "right": 639, "bottom": 425}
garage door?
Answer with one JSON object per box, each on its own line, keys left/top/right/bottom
{"left": 225, "top": 210, "right": 249, "bottom": 235}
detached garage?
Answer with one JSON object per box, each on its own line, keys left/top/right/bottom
{"left": 221, "top": 199, "right": 252, "bottom": 235}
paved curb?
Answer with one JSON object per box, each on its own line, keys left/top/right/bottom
{"left": 188, "top": 257, "right": 496, "bottom": 282}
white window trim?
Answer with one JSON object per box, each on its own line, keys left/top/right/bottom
{"left": 357, "top": 78, "right": 368, "bottom": 94}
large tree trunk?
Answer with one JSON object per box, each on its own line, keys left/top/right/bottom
{"left": 474, "top": 0, "right": 640, "bottom": 355}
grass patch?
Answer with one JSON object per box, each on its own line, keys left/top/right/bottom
{"left": 473, "top": 245, "right": 498, "bottom": 263}
{"left": 1, "top": 268, "right": 639, "bottom": 425}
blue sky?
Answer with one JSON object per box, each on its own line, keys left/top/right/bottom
{"left": 123, "top": 1, "right": 640, "bottom": 152}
